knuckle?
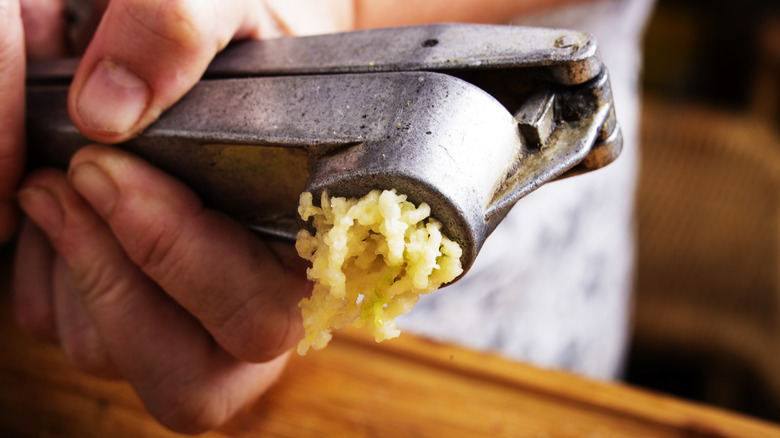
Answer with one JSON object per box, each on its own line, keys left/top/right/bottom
{"left": 129, "top": 220, "right": 187, "bottom": 286}
{"left": 220, "top": 294, "right": 303, "bottom": 362}
{"left": 71, "top": 257, "right": 127, "bottom": 309}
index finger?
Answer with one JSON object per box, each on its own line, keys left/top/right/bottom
{"left": 0, "top": 0, "right": 25, "bottom": 241}
{"left": 69, "top": 145, "right": 312, "bottom": 362}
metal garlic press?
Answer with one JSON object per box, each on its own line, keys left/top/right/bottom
{"left": 26, "top": 23, "right": 621, "bottom": 277}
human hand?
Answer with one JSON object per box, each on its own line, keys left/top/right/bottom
{"left": 12, "top": 0, "right": 348, "bottom": 432}
{"left": 14, "top": 145, "right": 313, "bottom": 432}
{"left": 65, "top": 0, "right": 352, "bottom": 144}
{"left": 12, "top": 0, "right": 554, "bottom": 431}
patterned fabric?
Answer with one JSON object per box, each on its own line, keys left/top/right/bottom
{"left": 399, "top": 0, "right": 656, "bottom": 380}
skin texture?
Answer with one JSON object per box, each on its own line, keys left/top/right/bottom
{"left": 354, "top": 0, "right": 580, "bottom": 28}
{"left": 0, "top": 0, "right": 25, "bottom": 242}
{"left": 16, "top": 147, "right": 309, "bottom": 432}
{"left": 7, "top": 0, "right": 589, "bottom": 433}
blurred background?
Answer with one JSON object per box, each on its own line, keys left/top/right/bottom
{"left": 625, "top": 0, "right": 780, "bottom": 422}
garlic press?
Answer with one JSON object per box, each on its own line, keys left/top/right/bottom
{"left": 26, "top": 23, "right": 621, "bottom": 276}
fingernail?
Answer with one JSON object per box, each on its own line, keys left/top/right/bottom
{"left": 76, "top": 58, "right": 150, "bottom": 136}
{"left": 70, "top": 163, "right": 119, "bottom": 217}
{"left": 18, "top": 187, "right": 64, "bottom": 237}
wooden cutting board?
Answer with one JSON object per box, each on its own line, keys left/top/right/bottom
{"left": 1, "top": 286, "right": 779, "bottom": 437}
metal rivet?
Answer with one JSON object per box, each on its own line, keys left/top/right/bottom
{"left": 554, "top": 36, "right": 578, "bottom": 49}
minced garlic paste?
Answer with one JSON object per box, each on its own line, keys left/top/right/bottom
{"left": 294, "top": 189, "right": 463, "bottom": 355}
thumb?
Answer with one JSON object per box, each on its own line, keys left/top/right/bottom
{"left": 67, "top": 0, "right": 266, "bottom": 143}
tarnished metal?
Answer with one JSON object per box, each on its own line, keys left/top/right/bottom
{"left": 26, "top": 23, "right": 621, "bottom": 278}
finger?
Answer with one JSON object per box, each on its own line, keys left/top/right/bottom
{"left": 19, "top": 169, "right": 291, "bottom": 433}
{"left": 263, "top": 0, "right": 353, "bottom": 36}
{"left": 12, "top": 219, "right": 58, "bottom": 342}
{"left": 0, "top": 0, "right": 26, "bottom": 241}
{"left": 67, "top": 0, "right": 267, "bottom": 143}
{"left": 69, "top": 145, "right": 311, "bottom": 362}
{"left": 354, "top": 0, "right": 577, "bottom": 28}
{"left": 52, "top": 255, "right": 121, "bottom": 379}
{"left": 20, "top": 0, "right": 68, "bottom": 59}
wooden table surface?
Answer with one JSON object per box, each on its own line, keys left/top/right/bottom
{"left": 2, "top": 270, "right": 779, "bottom": 437}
